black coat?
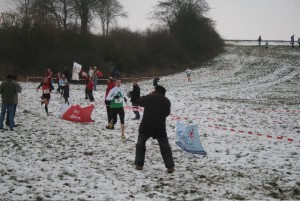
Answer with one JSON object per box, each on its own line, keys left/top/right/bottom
{"left": 137, "top": 92, "right": 171, "bottom": 138}
{"left": 130, "top": 84, "right": 140, "bottom": 103}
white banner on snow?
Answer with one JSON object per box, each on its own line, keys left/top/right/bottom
{"left": 72, "top": 62, "right": 82, "bottom": 80}
{"left": 176, "top": 121, "right": 207, "bottom": 155}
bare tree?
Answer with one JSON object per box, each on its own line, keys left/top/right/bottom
{"left": 96, "top": 0, "right": 127, "bottom": 37}
{"left": 15, "top": 0, "right": 35, "bottom": 27}
{"left": 43, "top": 0, "right": 75, "bottom": 31}
{"left": 72, "top": 0, "right": 98, "bottom": 34}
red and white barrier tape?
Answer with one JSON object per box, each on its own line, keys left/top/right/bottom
{"left": 169, "top": 114, "right": 299, "bottom": 144}
{"left": 254, "top": 109, "right": 300, "bottom": 114}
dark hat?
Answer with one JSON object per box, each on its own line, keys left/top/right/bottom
{"left": 155, "top": 86, "right": 166, "bottom": 95}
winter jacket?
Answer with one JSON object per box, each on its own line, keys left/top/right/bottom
{"left": 130, "top": 84, "right": 140, "bottom": 103}
{"left": 137, "top": 92, "right": 171, "bottom": 138}
{"left": 59, "top": 78, "right": 68, "bottom": 86}
{"left": 0, "top": 79, "right": 17, "bottom": 104}
{"left": 87, "top": 80, "right": 94, "bottom": 90}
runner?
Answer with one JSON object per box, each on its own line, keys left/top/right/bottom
{"left": 106, "top": 78, "right": 127, "bottom": 139}
{"left": 185, "top": 68, "right": 192, "bottom": 84}
{"left": 37, "top": 77, "right": 53, "bottom": 116}
{"left": 105, "top": 77, "right": 115, "bottom": 128}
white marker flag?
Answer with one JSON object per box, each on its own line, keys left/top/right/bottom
{"left": 72, "top": 62, "right": 82, "bottom": 80}
{"left": 176, "top": 121, "right": 207, "bottom": 155}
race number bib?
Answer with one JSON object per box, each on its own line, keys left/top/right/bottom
{"left": 44, "top": 89, "right": 50, "bottom": 94}
{"left": 115, "top": 97, "right": 123, "bottom": 103}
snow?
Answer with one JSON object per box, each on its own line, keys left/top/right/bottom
{"left": 1, "top": 45, "right": 300, "bottom": 200}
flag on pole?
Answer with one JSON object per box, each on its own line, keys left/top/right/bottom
{"left": 72, "top": 62, "right": 82, "bottom": 80}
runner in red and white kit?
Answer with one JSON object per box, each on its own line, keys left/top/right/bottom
{"left": 37, "top": 77, "right": 52, "bottom": 116}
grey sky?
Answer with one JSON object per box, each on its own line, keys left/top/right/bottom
{"left": 118, "top": 0, "right": 300, "bottom": 40}
{"left": 1, "top": 0, "right": 299, "bottom": 40}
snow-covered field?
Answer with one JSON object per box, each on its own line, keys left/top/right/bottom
{"left": 1, "top": 45, "right": 300, "bottom": 200}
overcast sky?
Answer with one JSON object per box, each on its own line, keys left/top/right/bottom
{"left": 1, "top": 0, "right": 299, "bottom": 40}
{"left": 118, "top": 0, "right": 300, "bottom": 40}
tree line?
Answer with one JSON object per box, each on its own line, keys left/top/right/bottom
{"left": 0, "top": 0, "right": 224, "bottom": 80}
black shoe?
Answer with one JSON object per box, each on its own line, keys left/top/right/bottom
{"left": 10, "top": 128, "right": 14, "bottom": 131}
{"left": 132, "top": 117, "right": 140, "bottom": 120}
{"left": 14, "top": 124, "right": 18, "bottom": 127}
{"left": 167, "top": 168, "right": 175, "bottom": 173}
{"left": 135, "top": 166, "right": 143, "bottom": 170}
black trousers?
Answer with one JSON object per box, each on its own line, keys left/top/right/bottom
{"left": 112, "top": 107, "right": 125, "bottom": 124}
{"left": 87, "top": 89, "right": 94, "bottom": 101}
{"left": 132, "top": 102, "right": 140, "bottom": 118}
{"left": 105, "top": 101, "right": 113, "bottom": 124}
{"left": 135, "top": 133, "right": 175, "bottom": 168}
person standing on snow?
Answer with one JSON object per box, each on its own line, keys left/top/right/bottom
{"left": 265, "top": 41, "right": 269, "bottom": 49}
{"left": 58, "top": 74, "right": 68, "bottom": 97}
{"left": 291, "top": 35, "right": 295, "bottom": 48}
{"left": 0, "top": 75, "right": 17, "bottom": 131}
{"left": 106, "top": 78, "right": 127, "bottom": 139}
{"left": 37, "top": 77, "right": 53, "bottom": 116}
{"left": 185, "top": 68, "right": 192, "bottom": 84}
{"left": 134, "top": 86, "right": 175, "bottom": 173}
{"left": 93, "top": 66, "right": 98, "bottom": 91}
{"left": 105, "top": 77, "right": 115, "bottom": 127}
{"left": 258, "top": 36, "right": 262, "bottom": 47}
{"left": 129, "top": 80, "right": 141, "bottom": 120}
{"left": 56, "top": 71, "right": 62, "bottom": 92}
{"left": 5, "top": 75, "right": 22, "bottom": 128}
{"left": 63, "top": 82, "right": 70, "bottom": 105}
{"left": 87, "top": 76, "right": 94, "bottom": 102}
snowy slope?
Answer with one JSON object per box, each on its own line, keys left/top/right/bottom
{"left": 1, "top": 45, "right": 300, "bottom": 200}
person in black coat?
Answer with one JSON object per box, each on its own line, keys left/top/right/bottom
{"left": 258, "top": 36, "right": 262, "bottom": 47}
{"left": 291, "top": 35, "right": 295, "bottom": 48}
{"left": 134, "top": 86, "right": 175, "bottom": 173}
{"left": 129, "top": 80, "right": 141, "bottom": 120}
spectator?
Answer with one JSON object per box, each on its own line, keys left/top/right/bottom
{"left": 129, "top": 80, "right": 141, "bottom": 120}
{"left": 135, "top": 86, "right": 175, "bottom": 173}
{"left": 0, "top": 75, "right": 17, "bottom": 130}
{"left": 5, "top": 75, "right": 22, "bottom": 127}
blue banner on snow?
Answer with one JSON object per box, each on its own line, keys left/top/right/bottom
{"left": 176, "top": 121, "right": 207, "bottom": 155}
